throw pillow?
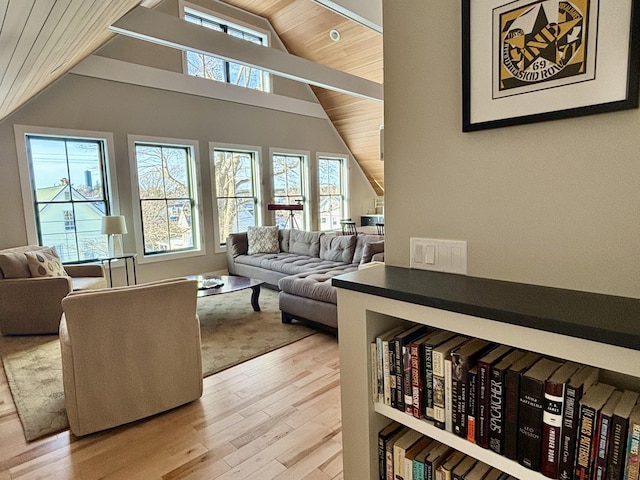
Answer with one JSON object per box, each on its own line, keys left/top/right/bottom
{"left": 320, "top": 235, "right": 357, "bottom": 263}
{"left": 247, "top": 226, "right": 280, "bottom": 254}
{"left": 0, "top": 251, "right": 33, "bottom": 279}
{"left": 360, "top": 240, "right": 384, "bottom": 264}
{"left": 25, "top": 248, "right": 67, "bottom": 277}
{"left": 289, "top": 230, "right": 323, "bottom": 257}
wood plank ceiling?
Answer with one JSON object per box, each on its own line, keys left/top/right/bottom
{"left": 0, "top": 0, "right": 384, "bottom": 194}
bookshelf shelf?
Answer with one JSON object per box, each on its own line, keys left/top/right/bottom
{"left": 334, "top": 265, "right": 640, "bottom": 480}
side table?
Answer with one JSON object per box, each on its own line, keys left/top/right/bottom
{"left": 101, "top": 254, "right": 137, "bottom": 287}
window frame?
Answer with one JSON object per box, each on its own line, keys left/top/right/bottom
{"left": 14, "top": 125, "right": 121, "bottom": 261}
{"left": 270, "top": 148, "right": 310, "bottom": 231}
{"left": 128, "top": 135, "right": 205, "bottom": 264}
{"left": 181, "top": 4, "right": 271, "bottom": 92}
{"left": 317, "top": 154, "right": 348, "bottom": 232}
{"left": 210, "top": 142, "right": 262, "bottom": 253}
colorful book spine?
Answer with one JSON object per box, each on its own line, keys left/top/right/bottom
{"left": 574, "top": 383, "right": 615, "bottom": 480}
{"left": 422, "top": 330, "right": 455, "bottom": 420}
{"left": 432, "top": 336, "right": 468, "bottom": 430}
{"left": 467, "top": 366, "right": 478, "bottom": 443}
{"left": 593, "top": 390, "right": 622, "bottom": 480}
{"left": 557, "top": 366, "right": 599, "bottom": 480}
{"left": 624, "top": 403, "right": 640, "bottom": 480}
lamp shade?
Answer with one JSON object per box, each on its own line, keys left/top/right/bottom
{"left": 101, "top": 215, "right": 128, "bottom": 235}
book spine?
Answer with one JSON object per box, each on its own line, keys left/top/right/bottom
{"left": 575, "top": 402, "right": 598, "bottom": 480}
{"left": 594, "top": 412, "right": 612, "bottom": 480}
{"left": 488, "top": 365, "right": 506, "bottom": 454}
{"left": 558, "top": 384, "right": 585, "bottom": 480}
{"left": 467, "top": 367, "right": 478, "bottom": 443}
{"left": 432, "top": 349, "right": 446, "bottom": 429}
{"left": 393, "top": 339, "right": 404, "bottom": 411}
{"left": 517, "top": 375, "right": 546, "bottom": 471}
{"left": 376, "top": 337, "right": 384, "bottom": 404}
{"left": 383, "top": 338, "right": 394, "bottom": 406}
{"left": 371, "top": 342, "right": 379, "bottom": 404}
{"left": 445, "top": 358, "right": 454, "bottom": 433}
{"left": 625, "top": 422, "right": 640, "bottom": 480}
{"left": 386, "top": 442, "right": 395, "bottom": 480}
{"left": 424, "top": 344, "right": 436, "bottom": 420}
{"left": 410, "top": 343, "right": 422, "bottom": 417}
{"left": 606, "top": 414, "right": 629, "bottom": 480}
{"left": 378, "top": 427, "right": 385, "bottom": 480}
{"left": 403, "top": 342, "right": 415, "bottom": 415}
{"left": 477, "top": 360, "right": 491, "bottom": 447}
{"left": 503, "top": 368, "right": 520, "bottom": 460}
{"left": 541, "top": 381, "right": 565, "bottom": 478}
{"left": 413, "top": 459, "right": 425, "bottom": 480}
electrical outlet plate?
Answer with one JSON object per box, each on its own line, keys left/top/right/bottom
{"left": 410, "top": 238, "right": 467, "bottom": 274}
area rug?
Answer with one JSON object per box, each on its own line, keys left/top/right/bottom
{"left": 0, "top": 288, "right": 316, "bottom": 442}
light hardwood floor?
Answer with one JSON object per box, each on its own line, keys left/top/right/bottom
{"left": 0, "top": 333, "right": 343, "bottom": 479}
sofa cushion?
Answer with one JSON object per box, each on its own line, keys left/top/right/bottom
{"left": 353, "top": 234, "right": 385, "bottom": 264}
{"left": 0, "top": 251, "right": 33, "bottom": 279}
{"left": 25, "top": 248, "right": 67, "bottom": 278}
{"left": 320, "top": 234, "right": 356, "bottom": 263}
{"left": 361, "top": 240, "right": 385, "bottom": 264}
{"left": 289, "top": 230, "right": 323, "bottom": 257}
{"left": 247, "top": 226, "right": 280, "bottom": 254}
{"left": 0, "top": 245, "right": 49, "bottom": 279}
{"left": 234, "top": 252, "right": 346, "bottom": 276}
{"left": 278, "top": 264, "right": 359, "bottom": 304}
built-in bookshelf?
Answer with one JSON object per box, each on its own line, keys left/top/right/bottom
{"left": 333, "top": 265, "right": 640, "bottom": 480}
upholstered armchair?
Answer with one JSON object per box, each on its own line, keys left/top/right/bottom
{"left": 59, "top": 278, "right": 202, "bottom": 436}
{"left": 0, "top": 245, "right": 107, "bottom": 335}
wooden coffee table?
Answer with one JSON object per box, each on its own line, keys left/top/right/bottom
{"left": 186, "top": 274, "right": 264, "bottom": 311}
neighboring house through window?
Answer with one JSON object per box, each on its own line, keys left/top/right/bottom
{"left": 272, "top": 151, "right": 308, "bottom": 229}
{"left": 129, "top": 136, "right": 203, "bottom": 261}
{"left": 183, "top": 6, "right": 269, "bottom": 91}
{"left": 212, "top": 146, "right": 260, "bottom": 248}
{"left": 318, "top": 156, "right": 346, "bottom": 232}
{"left": 15, "top": 128, "right": 118, "bottom": 263}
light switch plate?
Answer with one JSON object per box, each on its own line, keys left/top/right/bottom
{"left": 410, "top": 238, "right": 467, "bottom": 274}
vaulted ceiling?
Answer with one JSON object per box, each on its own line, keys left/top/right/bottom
{"left": 0, "top": 0, "right": 384, "bottom": 194}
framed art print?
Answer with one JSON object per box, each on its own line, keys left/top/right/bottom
{"left": 462, "top": 0, "right": 640, "bottom": 131}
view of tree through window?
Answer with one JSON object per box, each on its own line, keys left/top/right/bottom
{"left": 318, "top": 157, "right": 345, "bottom": 231}
{"left": 184, "top": 8, "right": 268, "bottom": 91}
{"left": 26, "top": 135, "right": 110, "bottom": 263}
{"left": 134, "top": 144, "right": 197, "bottom": 255}
{"left": 214, "top": 149, "right": 258, "bottom": 246}
{"left": 272, "top": 153, "right": 306, "bottom": 229}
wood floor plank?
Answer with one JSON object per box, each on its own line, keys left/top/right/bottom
{"left": 0, "top": 333, "right": 343, "bottom": 479}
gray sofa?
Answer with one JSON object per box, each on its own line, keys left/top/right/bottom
{"left": 226, "top": 229, "right": 384, "bottom": 330}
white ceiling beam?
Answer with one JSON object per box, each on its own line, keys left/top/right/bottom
{"left": 311, "top": 0, "right": 382, "bottom": 33}
{"left": 109, "top": 6, "right": 383, "bottom": 102}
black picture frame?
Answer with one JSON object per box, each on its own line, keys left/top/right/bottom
{"left": 462, "top": 0, "right": 640, "bottom": 132}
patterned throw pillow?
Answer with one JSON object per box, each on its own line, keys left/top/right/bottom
{"left": 247, "top": 226, "right": 280, "bottom": 255}
{"left": 24, "top": 248, "right": 67, "bottom": 277}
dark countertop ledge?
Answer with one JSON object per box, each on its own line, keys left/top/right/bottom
{"left": 332, "top": 265, "right": 640, "bottom": 352}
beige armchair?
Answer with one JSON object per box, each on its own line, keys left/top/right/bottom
{"left": 60, "top": 278, "right": 202, "bottom": 437}
{"left": 0, "top": 246, "right": 107, "bottom": 335}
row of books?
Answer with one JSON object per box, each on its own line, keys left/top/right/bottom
{"left": 371, "top": 324, "right": 640, "bottom": 479}
{"left": 378, "top": 421, "right": 515, "bottom": 480}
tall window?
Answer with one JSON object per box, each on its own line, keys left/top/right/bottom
{"left": 132, "top": 142, "right": 200, "bottom": 256}
{"left": 24, "top": 135, "right": 111, "bottom": 263}
{"left": 272, "top": 153, "right": 306, "bottom": 229}
{"left": 318, "top": 157, "right": 345, "bottom": 231}
{"left": 183, "top": 7, "right": 269, "bottom": 91}
{"left": 213, "top": 148, "right": 259, "bottom": 246}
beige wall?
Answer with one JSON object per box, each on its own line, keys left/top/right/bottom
{"left": 0, "top": 0, "right": 377, "bottom": 284}
{"left": 383, "top": 1, "right": 640, "bottom": 298}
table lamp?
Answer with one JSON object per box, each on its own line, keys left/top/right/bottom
{"left": 102, "top": 215, "right": 128, "bottom": 257}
